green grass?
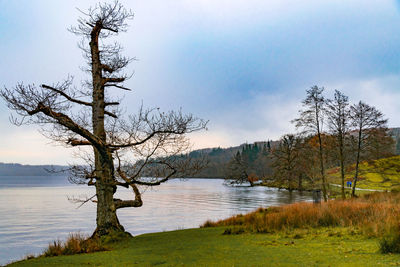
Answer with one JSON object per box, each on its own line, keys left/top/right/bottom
{"left": 9, "top": 227, "right": 400, "bottom": 266}
{"left": 327, "top": 155, "right": 400, "bottom": 191}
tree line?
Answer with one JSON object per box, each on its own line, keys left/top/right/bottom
{"left": 227, "top": 86, "right": 394, "bottom": 200}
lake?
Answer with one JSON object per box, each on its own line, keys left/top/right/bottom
{"left": 0, "top": 176, "right": 312, "bottom": 265}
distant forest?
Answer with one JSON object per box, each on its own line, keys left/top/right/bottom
{"left": 189, "top": 141, "right": 275, "bottom": 178}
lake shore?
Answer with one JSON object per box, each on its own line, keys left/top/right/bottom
{"left": 0, "top": 178, "right": 312, "bottom": 265}
{"left": 8, "top": 191, "right": 400, "bottom": 266}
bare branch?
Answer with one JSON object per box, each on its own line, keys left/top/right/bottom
{"left": 67, "top": 138, "right": 92, "bottom": 146}
{"left": 104, "top": 77, "right": 125, "bottom": 84}
{"left": 69, "top": 1, "right": 134, "bottom": 38}
{"left": 104, "top": 84, "right": 132, "bottom": 91}
{"left": 26, "top": 101, "right": 104, "bottom": 150}
{"left": 105, "top": 101, "right": 120, "bottom": 106}
{"left": 68, "top": 194, "right": 97, "bottom": 209}
{"left": 114, "top": 155, "right": 143, "bottom": 209}
{"left": 41, "top": 84, "right": 91, "bottom": 107}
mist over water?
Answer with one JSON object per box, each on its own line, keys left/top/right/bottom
{"left": 0, "top": 177, "right": 312, "bottom": 265}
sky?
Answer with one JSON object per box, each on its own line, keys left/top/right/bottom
{"left": 1, "top": 0, "right": 400, "bottom": 164}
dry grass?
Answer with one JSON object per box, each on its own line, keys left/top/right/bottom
{"left": 202, "top": 192, "right": 400, "bottom": 237}
{"left": 43, "top": 233, "right": 108, "bottom": 257}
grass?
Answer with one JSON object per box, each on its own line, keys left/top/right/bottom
{"left": 380, "top": 226, "right": 400, "bottom": 254}
{"left": 43, "top": 233, "right": 108, "bottom": 257}
{"left": 202, "top": 192, "right": 400, "bottom": 237}
{"left": 327, "top": 155, "right": 400, "bottom": 191}
{"left": 8, "top": 227, "right": 400, "bottom": 266}
{"left": 8, "top": 192, "right": 400, "bottom": 266}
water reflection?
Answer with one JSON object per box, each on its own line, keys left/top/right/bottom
{"left": 0, "top": 177, "right": 312, "bottom": 265}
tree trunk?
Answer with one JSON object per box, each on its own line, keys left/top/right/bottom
{"left": 92, "top": 177, "right": 125, "bottom": 237}
{"left": 339, "top": 134, "right": 346, "bottom": 199}
{"left": 352, "top": 128, "right": 362, "bottom": 197}
{"left": 288, "top": 171, "right": 293, "bottom": 192}
{"left": 314, "top": 102, "right": 327, "bottom": 201}
{"left": 340, "top": 156, "right": 345, "bottom": 199}
{"left": 317, "top": 131, "right": 327, "bottom": 201}
{"left": 298, "top": 174, "right": 303, "bottom": 192}
{"left": 91, "top": 148, "right": 126, "bottom": 237}
{"left": 90, "top": 23, "right": 126, "bottom": 237}
{"left": 352, "top": 156, "right": 360, "bottom": 197}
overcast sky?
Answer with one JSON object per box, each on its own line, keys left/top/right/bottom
{"left": 1, "top": 0, "right": 400, "bottom": 164}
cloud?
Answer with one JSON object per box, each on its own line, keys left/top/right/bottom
{"left": 193, "top": 75, "right": 400, "bottom": 149}
{"left": 193, "top": 91, "right": 301, "bottom": 147}
{"left": 1, "top": 0, "right": 400, "bottom": 163}
{"left": 325, "top": 75, "right": 400, "bottom": 128}
{"left": 189, "top": 130, "right": 235, "bottom": 149}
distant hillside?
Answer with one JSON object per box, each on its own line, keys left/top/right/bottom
{"left": 0, "top": 163, "right": 66, "bottom": 176}
{"left": 189, "top": 140, "right": 278, "bottom": 178}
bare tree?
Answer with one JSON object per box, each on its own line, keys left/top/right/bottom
{"left": 349, "top": 101, "right": 387, "bottom": 197}
{"left": 293, "top": 86, "right": 328, "bottom": 201}
{"left": 225, "top": 151, "right": 253, "bottom": 186}
{"left": 325, "top": 90, "right": 349, "bottom": 199}
{"left": 1, "top": 1, "right": 207, "bottom": 237}
{"left": 271, "top": 134, "right": 302, "bottom": 192}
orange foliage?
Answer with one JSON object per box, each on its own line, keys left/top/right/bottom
{"left": 202, "top": 192, "right": 400, "bottom": 236}
{"left": 248, "top": 173, "right": 259, "bottom": 182}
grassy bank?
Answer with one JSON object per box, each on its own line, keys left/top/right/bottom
{"left": 327, "top": 155, "right": 400, "bottom": 191}
{"left": 261, "top": 155, "right": 400, "bottom": 194}
{"left": 9, "top": 192, "right": 400, "bottom": 266}
{"left": 9, "top": 227, "right": 400, "bottom": 266}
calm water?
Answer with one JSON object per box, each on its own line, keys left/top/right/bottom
{"left": 0, "top": 176, "right": 312, "bottom": 265}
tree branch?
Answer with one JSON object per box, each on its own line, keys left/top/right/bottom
{"left": 41, "top": 84, "right": 92, "bottom": 107}
{"left": 101, "top": 64, "right": 114, "bottom": 73}
{"left": 117, "top": 158, "right": 177, "bottom": 187}
{"left": 67, "top": 138, "right": 92, "bottom": 146}
{"left": 109, "top": 130, "right": 185, "bottom": 148}
{"left": 104, "top": 77, "right": 125, "bottom": 84}
{"left": 104, "top": 110, "right": 118, "bottom": 118}
{"left": 104, "top": 84, "right": 131, "bottom": 91}
{"left": 114, "top": 198, "right": 142, "bottom": 209}
{"left": 114, "top": 155, "right": 143, "bottom": 209}
{"left": 105, "top": 101, "right": 120, "bottom": 106}
{"left": 102, "top": 26, "right": 118, "bottom": 33}
{"left": 27, "top": 102, "right": 104, "bottom": 150}
{"left": 41, "top": 84, "right": 117, "bottom": 118}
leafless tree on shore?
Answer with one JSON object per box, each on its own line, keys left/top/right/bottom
{"left": 1, "top": 1, "right": 207, "bottom": 237}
